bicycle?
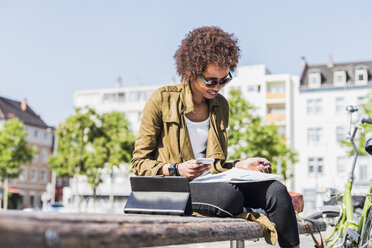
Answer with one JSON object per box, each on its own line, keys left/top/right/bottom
{"left": 307, "top": 105, "right": 372, "bottom": 248}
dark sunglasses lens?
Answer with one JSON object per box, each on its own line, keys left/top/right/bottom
{"left": 205, "top": 80, "right": 218, "bottom": 87}
{"left": 220, "top": 77, "right": 232, "bottom": 85}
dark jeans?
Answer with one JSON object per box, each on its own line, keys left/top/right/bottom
{"left": 190, "top": 180, "right": 300, "bottom": 247}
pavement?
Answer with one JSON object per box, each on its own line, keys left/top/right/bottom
{"left": 157, "top": 225, "right": 330, "bottom": 248}
{"left": 157, "top": 232, "right": 328, "bottom": 247}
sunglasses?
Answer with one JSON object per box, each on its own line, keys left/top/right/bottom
{"left": 199, "top": 72, "right": 233, "bottom": 87}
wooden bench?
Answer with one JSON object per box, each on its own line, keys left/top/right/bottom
{"left": 0, "top": 210, "right": 326, "bottom": 248}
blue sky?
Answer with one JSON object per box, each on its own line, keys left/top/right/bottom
{"left": 1, "top": 0, "right": 372, "bottom": 126}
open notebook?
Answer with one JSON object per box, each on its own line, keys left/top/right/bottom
{"left": 191, "top": 168, "right": 282, "bottom": 183}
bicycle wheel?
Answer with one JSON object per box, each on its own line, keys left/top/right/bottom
{"left": 306, "top": 210, "right": 341, "bottom": 227}
{"left": 360, "top": 207, "right": 372, "bottom": 247}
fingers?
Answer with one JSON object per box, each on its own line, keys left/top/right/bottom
{"left": 256, "top": 157, "right": 272, "bottom": 174}
{"left": 178, "top": 160, "right": 212, "bottom": 179}
{"left": 257, "top": 164, "right": 272, "bottom": 173}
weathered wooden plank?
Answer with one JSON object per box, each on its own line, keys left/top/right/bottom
{"left": 0, "top": 210, "right": 326, "bottom": 248}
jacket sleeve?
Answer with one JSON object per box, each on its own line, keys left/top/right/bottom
{"left": 131, "top": 91, "right": 165, "bottom": 176}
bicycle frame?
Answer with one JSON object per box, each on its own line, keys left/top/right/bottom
{"left": 325, "top": 108, "right": 372, "bottom": 247}
{"left": 359, "top": 184, "right": 372, "bottom": 244}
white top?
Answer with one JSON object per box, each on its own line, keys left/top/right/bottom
{"left": 185, "top": 116, "right": 210, "bottom": 159}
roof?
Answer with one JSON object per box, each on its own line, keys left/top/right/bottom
{"left": 300, "top": 60, "right": 372, "bottom": 88}
{"left": 0, "top": 96, "right": 49, "bottom": 129}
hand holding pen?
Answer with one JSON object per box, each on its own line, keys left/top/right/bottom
{"left": 258, "top": 161, "right": 272, "bottom": 174}
{"left": 234, "top": 157, "right": 272, "bottom": 174}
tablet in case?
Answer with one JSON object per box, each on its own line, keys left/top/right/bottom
{"left": 123, "top": 176, "right": 192, "bottom": 216}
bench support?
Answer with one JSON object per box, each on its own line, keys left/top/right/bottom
{"left": 230, "top": 240, "right": 245, "bottom": 248}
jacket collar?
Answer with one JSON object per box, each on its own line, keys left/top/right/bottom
{"left": 180, "top": 81, "right": 220, "bottom": 114}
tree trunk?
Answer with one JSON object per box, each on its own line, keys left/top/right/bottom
{"left": 0, "top": 178, "right": 2, "bottom": 209}
{"left": 4, "top": 177, "right": 8, "bottom": 210}
{"left": 92, "top": 184, "right": 97, "bottom": 213}
{"left": 73, "top": 175, "right": 81, "bottom": 213}
{"left": 109, "top": 171, "right": 114, "bottom": 212}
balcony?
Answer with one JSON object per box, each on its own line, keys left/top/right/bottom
{"left": 266, "top": 113, "right": 286, "bottom": 123}
{"left": 266, "top": 92, "right": 285, "bottom": 99}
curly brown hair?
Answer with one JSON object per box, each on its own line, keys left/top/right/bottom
{"left": 174, "top": 26, "right": 240, "bottom": 82}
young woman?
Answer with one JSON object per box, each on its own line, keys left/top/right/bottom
{"left": 132, "top": 26, "right": 300, "bottom": 248}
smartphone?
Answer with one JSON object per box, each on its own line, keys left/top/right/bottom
{"left": 196, "top": 158, "right": 215, "bottom": 165}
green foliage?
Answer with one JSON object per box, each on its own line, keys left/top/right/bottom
{"left": 101, "top": 112, "right": 135, "bottom": 170}
{"left": 227, "top": 89, "right": 297, "bottom": 178}
{"left": 341, "top": 89, "right": 372, "bottom": 156}
{"left": 49, "top": 108, "right": 135, "bottom": 197}
{"left": 0, "top": 118, "right": 35, "bottom": 180}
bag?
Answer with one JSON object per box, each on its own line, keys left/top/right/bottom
{"left": 289, "top": 192, "right": 304, "bottom": 213}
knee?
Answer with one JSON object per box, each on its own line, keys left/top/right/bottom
{"left": 221, "top": 186, "right": 244, "bottom": 213}
{"left": 267, "top": 181, "right": 289, "bottom": 197}
{"left": 266, "top": 181, "right": 292, "bottom": 206}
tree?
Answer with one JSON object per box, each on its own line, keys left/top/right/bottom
{"left": 0, "top": 118, "right": 36, "bottom": 209}
{"left": 101, "top": 112, "right": 135, "bottom": 209}
{"left": 101, "top": 112, "right": 135, "bottom": 172}
{"left": 227, "top": 89, "right": 297, "bottom": 178}
{"left": 49, "top": 108, "right": 135, "bottom": 208}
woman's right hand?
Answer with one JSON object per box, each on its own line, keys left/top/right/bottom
{"left": 177, "top": 159, "right": 212, "bottom": 179}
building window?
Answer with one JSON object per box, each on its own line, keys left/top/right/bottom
{"left": 308, "top": 158, "right": 315, "bottom": 174}
{"left": 34, "top": 130, "right": 38, "bottom": 139}
{"left": 303, "top": 189, "right": 316, "bottom": 210}
{"left": 41, "top": 170, "right": 47, "bottom": 182}
{"left": 307, "top": 98, "right": 323, "bottom": 115}
{"left": 268, "top": 83, "right": 285, "bottom": 93}
{"left": 247, "top": 86, "right": 256, "bottom": 92}
{"left": 25, "top": 127, "right": 30, "bottom": 138}
{"left": 307, "top": 127, "right": 323, "bottom": 144}
{"left": 118, "top": 92, "right": 125, "bottom": 102}
{"left": 337, "top": 156, "right": 347, "bottom": 174}
{"left": 333, "top": 71, "right": 346, "bottom": 86}
{"left": 19, "top": 168, "right": 27, "bottom": 181}
{"left": 355, "top": 69, "right": 367, "bottom": 85}
{"left": 103, "top": 93, "right": 117, "bottom": 103}
{"left": 268, "top": 106, "right": 285, "bottom": 115}
{"left": 128, "top": 91, "right": 152, "bottom": 102}
{"left": 308, "top": 157, "right": 324, "bottom": 176}
{"left": 336, "top": 126, "right": 345, "bottom": 142}
{"left": 31, "top": 169, "right": 37, "bottom": 182}
{"left": 308, "top": 73, "right": 321, "bottom": 88}
{"left": 30, "top": 195, "right": 35, "bottom": 208}
{"left": 41, "top": 149, "right": 48, "bottom": 163}
{"left": 335, "top": 97, "right": 345, "bottom": 114}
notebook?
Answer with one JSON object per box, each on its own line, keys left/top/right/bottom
{"left": 191, "top": 168, "right": 282, "bottom": 183}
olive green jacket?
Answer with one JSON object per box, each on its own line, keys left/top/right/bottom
{"left": 131, "top": 82, "right": 233, "bottom": 176}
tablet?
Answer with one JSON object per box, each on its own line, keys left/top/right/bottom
{"left": 124, "top": 176, "right": 192, "bottom": 216}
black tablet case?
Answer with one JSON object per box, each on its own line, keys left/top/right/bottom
{"left": 123, "top": 176, "right": 192, "bottom": 216}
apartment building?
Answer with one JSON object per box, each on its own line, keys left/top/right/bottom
{"left": 0, "top": 97, "right": 54, "bottom": 209}
{"left": 294, "top": 57, "right": 372, "bottom": 210}
{"left": 74, "top": 79, "right": 161, "bottom": 134}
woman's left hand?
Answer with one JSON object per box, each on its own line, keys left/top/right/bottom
{"left": 234, "top": 157, "right": 272, "bottom": 173}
